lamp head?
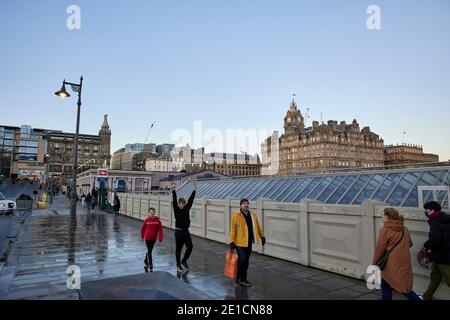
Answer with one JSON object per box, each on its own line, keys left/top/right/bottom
{"left": 54, "top": 81, "right": 70, "bottom": 98}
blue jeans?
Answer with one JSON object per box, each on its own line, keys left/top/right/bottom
{"left": 236, "top": 244, "right": 252, "bottom": 282}
{"left": 381, "top": 279, "right": 421, "bottom": 300}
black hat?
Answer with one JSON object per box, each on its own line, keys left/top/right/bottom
{"left": 424, "top": 201, "right": 441, "bottom": 212}
{"left": 240, "top": 198, "right": 249, "bottom": 206}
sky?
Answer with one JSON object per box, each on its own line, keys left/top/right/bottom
{"left": 0, "top": 0, "right": 449, "bottom": 160}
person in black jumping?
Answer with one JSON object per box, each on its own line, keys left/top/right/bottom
{"left": 172, "top": 179, "right": 196, "bottom": 273}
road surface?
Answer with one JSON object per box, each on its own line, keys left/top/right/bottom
{"left": 0, "top": 181, "right": 37, "bottom": 264}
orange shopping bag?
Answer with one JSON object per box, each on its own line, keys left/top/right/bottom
{"left": 224, "top": 250, "right": 239, "bottom": 279}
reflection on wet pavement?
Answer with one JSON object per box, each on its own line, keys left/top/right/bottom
{"left": 0, "top": 210, "right": 386, "bottom": 300}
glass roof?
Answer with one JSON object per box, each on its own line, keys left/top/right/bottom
{"left": 175, "top": 167, "right": 450, "bottom": 208}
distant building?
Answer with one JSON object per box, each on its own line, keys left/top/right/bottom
{"left": 120, "top": 151, "right": 159, "bottom": 171}
{"left": 76, "top": 169, "right": 153, "bottom": 196}
{"left": 0, "top": 115, "right": 111, "bottom": 184}
{"left": 169, "top": 144, "right": 260, "bottom": 176}
{"left": 204, "top": 162, "right": 261, "bottom": 176}
{"left": 144, "top": 158, "right": 173, "bottom": 172}
{"left": 204, "top": 152, "right": 259, "bottom": 165}
{"left": 170, "top": 144, "right": 204, "bottom": 172}
{"left": 133, "top": 152, "right": 158, "bottom": 171}
{"left": 156, "top": 143, "right": 175, "bottom": 158}
{"left": 384, "top": 144, "right": 439, "bottom": 165}
{"left": 262, "top": 98, "right": 385, "bottom": 175}
{"left": 0, "top": 125, "right": 47, "bottom": 180}
{"left": 111, "top": 148, "right": 125, "bottom": 170}
{"left": 113, "top": 142, "right": 174, "bottom": 171}
{"left": 203, "top": 152, "right": 261, "bottom": 176}
{"left": 159, "top": 170, "right": 228, "bottom": 190}
{"left": 125, "top": 143, "right": 156, "bottom": 153}
{"left": 261, "top": 131, "right": 280, "bottom": 175}
{"left": 120, "top": 151, "right": 139, "bottom": 171}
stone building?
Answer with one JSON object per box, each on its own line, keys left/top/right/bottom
{"left": 170, "top": 144, "right": 205, "bottom": 172}
{"left": 0, "top": 115, "right": 111, "bottom": 183}
{"left": 111, "top": 148, "right": 125, "bottom": 170}
{"left": 385, "top": 144, "right": 439, "bottom": 165}
{"left": 113, "top": 143, "right": 174, "bottom": 171}
{"left": 262, "top": 99, "right": 385, "bottom": 175}
{"left": 46, "top": 115, "right": 111, "bottom": 184}
{"left": 203, "top": 152, "right": 261, "bottom": 176}
{"left": 144, "top": 158, "right": 173, "bottom": 172}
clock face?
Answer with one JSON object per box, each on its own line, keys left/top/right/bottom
{"left": 287, "top": 118, "right": 291, "bottom": 123}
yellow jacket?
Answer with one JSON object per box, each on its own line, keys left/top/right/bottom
{"left": 229, "top": 211, "right": 264, "bottom": 247}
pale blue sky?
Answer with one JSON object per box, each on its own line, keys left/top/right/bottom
{"left": 0, "top": 0, "right": 449, "bottom": 159}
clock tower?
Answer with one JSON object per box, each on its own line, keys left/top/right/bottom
{"left": 283, "top": 98, "right": 304, "bottom": 135}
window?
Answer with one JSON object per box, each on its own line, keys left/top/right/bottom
{"left": 18, "top": 154, "right": 37, "bottom": 161}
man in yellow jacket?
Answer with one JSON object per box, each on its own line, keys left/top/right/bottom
{"left": 229, "top": 198, "right": 266, "bottom": 287}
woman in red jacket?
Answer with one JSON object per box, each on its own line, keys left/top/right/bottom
{"left": 141, "top": 207, "right": 163, "bottom": 272}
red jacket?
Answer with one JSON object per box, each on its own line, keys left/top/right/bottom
{"left": 141, "top": 217, "right": 163, "bottom": 242}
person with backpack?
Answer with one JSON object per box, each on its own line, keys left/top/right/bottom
{"left": 372, "top": 208, "right": 421, "bottom": 300}
{"left": 140, "top": 207, "right": 163, "bottom": 272}
{"left": 421, "top": 201, "right": 450, "bottom": 300}
{"left": 171, "top": 180, "right": 196, "bottom": 274}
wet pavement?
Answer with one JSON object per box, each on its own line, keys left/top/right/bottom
{"left": 0, "top": 197, "right": 408, "bottom": 300}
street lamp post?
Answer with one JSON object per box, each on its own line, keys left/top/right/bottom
{"left": 54, "top": 76, "right": 83, "bottom": 216}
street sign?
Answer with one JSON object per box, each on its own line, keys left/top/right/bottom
{"left": 97, "top": 169, "right": 108, "bottom": 177}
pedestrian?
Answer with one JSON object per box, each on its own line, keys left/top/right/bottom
{"left": 229, "top": 198, "right": 266, "bottom": 287}
{"left": 372, "top": 208, "right": 421, "bottom": 300}
{"left": 172, "top": 180, "right": 196, "bottom": 273}
{"left": 113, "top": 194, "right": 120, "bottom": 215}
{"left": 86, "top": 193, "right": 92, "bottom": 213}
{"left": 91, "top": 188, "right": 98, "bottom": 211}
{"left": 81, "top": 193, "right": 86, "bottom": 207}
{"left": 140, "top": 207, "right": 163, "bottom": 272}
{"left": 421, "top": 201, "right": 450, "bottom": 300}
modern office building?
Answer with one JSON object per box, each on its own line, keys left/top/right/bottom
{"left": 0, "top": 125, "right": 46, "bottom": 179}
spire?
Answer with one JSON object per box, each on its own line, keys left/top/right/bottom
{"left": 100, "top": 114, "right": 111, "bottom": 133}
{"left": 290, "top": 93, "right": 298, "bottom": 111}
